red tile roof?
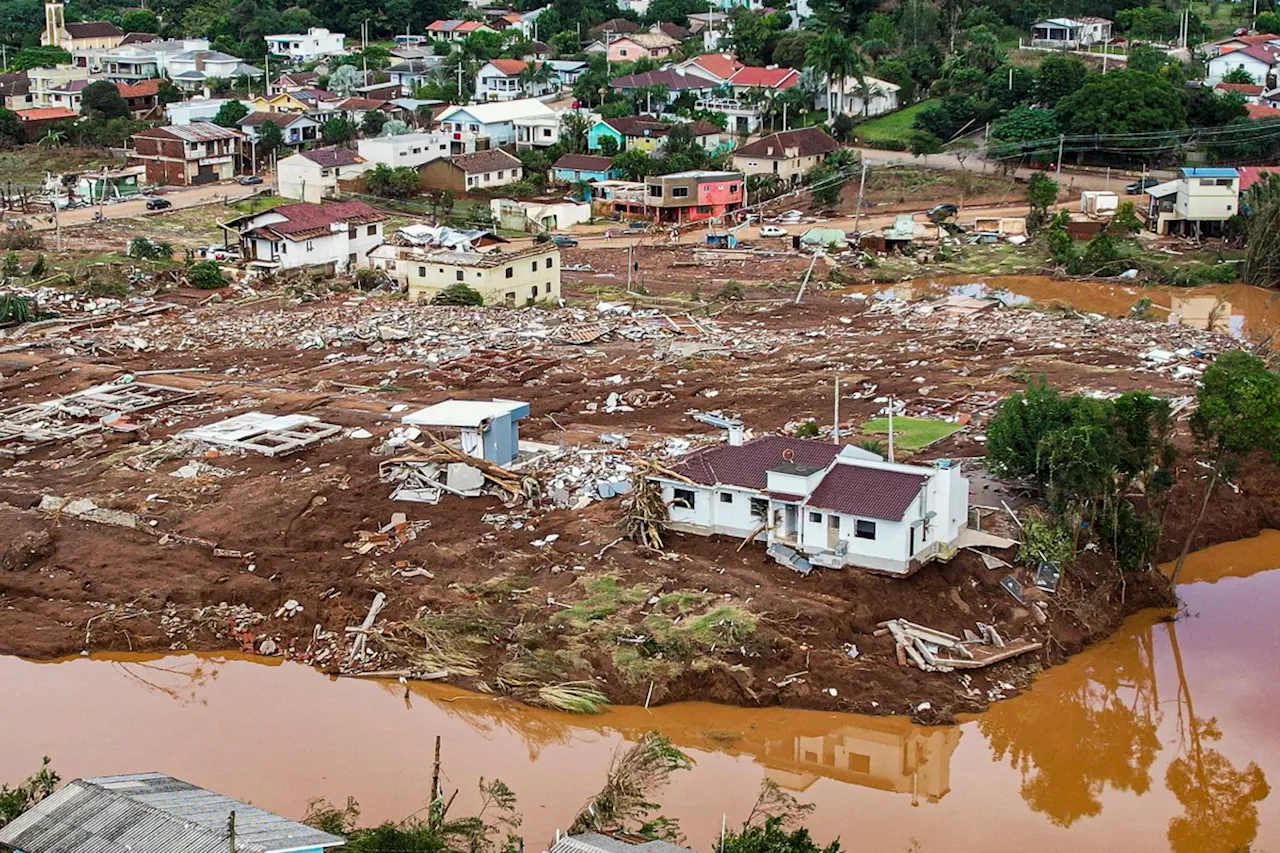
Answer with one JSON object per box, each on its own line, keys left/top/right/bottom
{"left": 261, "top": 201, "right": 388, "bottom": 239}
{"left": 1237, "top": 165, "right": 1280, "bottom": 190}
{"left": 1215, "top": 81, "right": 1264, "bottom": 95}
{"left": 335, "top": 97, "right": 387, "bottom": 110}
{"left": 1236, "top": 43, "right": 1280, "bottom": 62}
{"left": 688, "top": 52, "right": 742, "bottom": 81}
{"left": 487, "top": 58, "right": 527, "bottom": 76}
{"left": 15, "top": 107, "right": 77, "bottom": 122}
{"left": 117, "top": 79, "right": 160, "bottom": 97}
{"left": 733, "top": 127, "right": 839, "bottom": 159}
{"left": 806, "top": 463, "right": 928, "bottom": 521}
{"left": 1247, "top": 103, "right": 1280, "bottom": 119}
{"left": 669, "top": 436, "right": 843, "bottom": 490}
{"left": 728, "top": 66, "right": 800, "bottom": 89}
{"left": 455, "top": 20, "right": 490, "bottom": 32}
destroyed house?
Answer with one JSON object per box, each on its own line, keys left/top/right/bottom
{"left": 0, "top": 771, "right": 344, "bottom": 853}
{"left": 649, "top": 435, "right": 969, "bottom": 575}
{"left": 402, "top": 399, "right": 529, "bottom": 465}
{"left": 236, "top": 200, "right": 388, "bottom": 271}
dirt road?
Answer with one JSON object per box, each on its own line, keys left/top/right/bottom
{"left": 21, "top": 180, "right": 270, "bottom": 232}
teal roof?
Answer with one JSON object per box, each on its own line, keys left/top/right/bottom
{"left": 1181, "top": 167, "right": 1239, "bottom": 177}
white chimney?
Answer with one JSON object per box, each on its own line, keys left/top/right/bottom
{"left": 727, "top": 422, "right": 744, "bottom": 446}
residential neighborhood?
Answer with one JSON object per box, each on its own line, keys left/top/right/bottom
{"left": 3, "top": 0, "right": 1280, "bottom": 851}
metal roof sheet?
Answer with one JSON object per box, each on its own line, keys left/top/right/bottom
{"left": 0, "top": 774, "right": 343, "bottom": 853}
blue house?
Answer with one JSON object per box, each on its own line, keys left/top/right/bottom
{"left": 0, "top": 772, "right": 345, "bottom": 853}
{"left": 403, "top": 398, "right": 530, "bottom": 466}
{"left": 587, "top": 119, "right": 627, "bottom": 153}
{"left": 553, "top": 153, "right": 620, "bottom": 184}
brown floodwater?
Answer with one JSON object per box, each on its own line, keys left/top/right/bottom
{"left": 3, "top": 533, "right": 1278, "bottom": 853}
{"left": 851, "top": 274, "right": 1280, "bottom": 342}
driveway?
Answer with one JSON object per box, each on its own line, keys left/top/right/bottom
{"left": 20, "top": 180, "right": 273, "bottom": 231}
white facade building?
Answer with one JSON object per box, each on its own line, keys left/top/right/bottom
{"left": 357, "top": 131, "right": 451, "bottom": 169}
{"left": 825, "top": 75, "right": 901, "bottom": 118}
{"left": 238, "top": 200, "right": 388, "bottom": 271}
{"left": 649, "top": 434, "right": 970, "bottom": 576}
{"left": 276, "top": 148, "right": 371, "bottom": 203}
{"left": 1029, "top": 16, "right": 1113, "bottom": 49}
{"left": 436, "top": 98, "right": 560, "bottom": 149}
{"left": 1205, "top": 44, "right": 1280, "bottom": 85}
{"left": 265, "top": 28, "right": 347, "bottom": 63}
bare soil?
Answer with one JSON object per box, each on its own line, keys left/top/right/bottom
{"left": 1, "top": 253, "right": 1276, "bottom": 721}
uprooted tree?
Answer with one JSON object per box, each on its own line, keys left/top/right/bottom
{"left": 569, "top": 732, "right": 692, "bottom": 839}
{"left": 0, "top": 757, "right": 59, "bottom": 829}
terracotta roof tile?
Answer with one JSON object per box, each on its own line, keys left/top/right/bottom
{"left": 450, "top": 148, "right": 522, "bottom": 173}
{"left": 728, "top": 66, "right": 800, "bottom": 89}
{"left": 734, "top": 127, "right": 839, "bottom": 159}
{"left": 487, "top": 58, "right": 527, "bottom": 76}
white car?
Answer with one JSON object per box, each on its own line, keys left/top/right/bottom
{"left": 759, "top": 225, "right": 789, "bottom": 237}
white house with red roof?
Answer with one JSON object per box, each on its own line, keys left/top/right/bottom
{"left": 235, "top": 200, "right": 389, "bottom": 271}
{"left": 475, "top": 59, "right": 555, "bottom": 101}
{"left": 1207, "top": 43, "right": 1280, "bottom": 85}
{"left": 426, "top": 19, "right": 498, "bottom": 44}
{"left": 650, "top": 433, "right": 969, "bottom": 575}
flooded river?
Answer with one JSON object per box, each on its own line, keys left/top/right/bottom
{"left": 858, "top": 275, "right": 1280, "bottom": 342}
{"left": 3, "top": 531, "right": 1279, "bottom": 852}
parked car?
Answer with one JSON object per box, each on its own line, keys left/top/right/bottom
{"left": 239, "top": 175, "right": 263, "bottom": 185}
{"left": 927, "top": 203, "right": 958, "bottom": 220}
{"left": 549, "top": 235, "right": 578, "bottom": 247}
{"left": 759, "top": 225, "right": 789, "bottom": 237}
{"left": 145, "top": 198, "right": 171, "bottom": 210}
{"left": 1125, "top": 177, "right": 1159, "bottom": 195}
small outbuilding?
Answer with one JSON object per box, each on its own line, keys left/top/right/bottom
{"left": 402, "top": 398, "right": 530, "bottom": 465}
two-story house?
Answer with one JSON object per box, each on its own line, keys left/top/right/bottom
{"left": 387, "top": 58, "right": 441, "bottom": 92}
{"left": 474, "top": 59, "right": 556, "bottom": 101}
{"left": 607, "top": 32, "right": 679, "bottom": 63}
{"left": 420, "top": 148, "right": 523, "bottom": 192}
{"left": 1206, "top": 42, "right": 1280, "bottom": 86}
{"left": 238, "top": 200, "right": 388, "bottom": 271}
{"left": 731, "top": 126, "right": 840, "bottom": 184}
{"left": 643, "top": 169, "right": 744, "bottom": 223}
{"left": 265, "top": 27, "right": 346, "bottom": 63}
{"left": 1144, "top": 167, "right": 1240, "bottom": 237}
{"left": 168, "top": 49, "right": 263, "bottom": 92}
{"left": 239, "top": 111, "right": 321, "bottom": 149}
{"left": 436, "top": 98, "right": 559, "bottom": 150}
{"left": 278, "top": 147, "right": 371, "bottom": 202}
{"left": 357, "top": 131, "right": 451, "bottom": 169}
{"left": 129, "top": 121, "right": 242, "bottom": 185}
{"left": 370, "top": 242, "right": 560, "bottom": 305}
{"left": 98, "top": 38, "right": 209, "bottom": 81}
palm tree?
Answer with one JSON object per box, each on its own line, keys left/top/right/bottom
{"left": 805, "top": 32, "right": 863, "bottom": 121}
{"left": 519, "top": 60, "right": 555, "bottom": 96}
{"left": 39, "top": 129, "right": 65, "bottom": 148}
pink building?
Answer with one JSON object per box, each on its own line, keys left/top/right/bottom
{"left": 607, "top": 32, "right": 679, "bottom": 63}
{"left": 644, "top": 169, "right": 744, "bottom": 224}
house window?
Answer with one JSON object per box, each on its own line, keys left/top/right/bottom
{"left": 305, "top": 240, "right": 314, "bottom": 251}
{"left": 498, "top": 171, "right": 504, "bottom": 179}
{"left": 855, "top": 520, "right": 876, "bottom": 540}
{"left": 531, "top": 285, "right": 538, "bottom": 297}
{"left": 418, "top": 266, "right": 426, "bottom": 277}
{"left": 505, "top": 266, "right": 513, "bottom": 278}
{"left": 468, "top": 177, "right": 477, "bottom": 186}
{"left": 719, "top": 492, "right": 733, "bottom": 504}
{"left": 456, "top": 270, "right": 464, "bottom": 281}
{"left": 348, "top": 226, "right": 356, "bottom": 238}
{"left": 542, "top": 128, "right": 552, "bottom": 138}
{"left": 672, "top": 487, "right": 696, "bottom": 508}
{"left": 619, "top": 48, "right": 628, "bottom": 56}
{"left": 729, "top": 184, "right": 739, "bottom": 193}
{"left": 545, "top": 257, "right": 553, "bottom": 269}
{"left": 808, "top": 511, "right": 822, "bottom": 523}
{"left": 749, "top": 497, "right": 768, "bottom": 518}
{"left": 531, "top": 261, "right": 537, "bottom": 271}
{"left": 672, "top": 186, "right": 689, "bottom": 198}
{"left": 483, "top": 172, "right": 491, "bottom": 181}
{"left": 648, "top": 185, "right": 663, "bottom": 197}
{"left": 367, "top": 225, "right": 376, "bottom": 235}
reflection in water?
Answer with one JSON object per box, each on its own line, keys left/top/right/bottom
{"left": 3, "top": 535, "right": 1279, "bottom": 851}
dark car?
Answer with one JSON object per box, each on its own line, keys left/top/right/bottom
{"left": 239, "top": 175, "right": 263, "bottom": 185}
{"left": 549, "top": 234, "right": 578, "bottom": 247}
{"left": 145, "top": 198, "right": 171, "bottom": 210}
{"left": 927, "top": 203, "right": 959, "bottom": 221}
{"left": 1125, "top": 177, "right": 1159, "bottom": 195}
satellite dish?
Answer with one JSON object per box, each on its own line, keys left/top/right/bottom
{"left": 782, "top": 448, "right": 795, "bottom": 462}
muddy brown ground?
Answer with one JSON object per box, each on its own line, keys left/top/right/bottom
{"left": 1, "top": 260, "right": 1278, "bottom": 721}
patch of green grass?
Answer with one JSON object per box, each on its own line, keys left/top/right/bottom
{"left": 855, "top": 100, "right": 941, "bottom": 143}
{"left": 653, "top": 591, "right": 713, "bottom": 614}
{"left": 861, "top": 416, "right": 963, "bottom": 450}
{"left": 231, "top": 194, "right": 287, "bottom": 214}
{"left": 552, "top": 576, "right": 649, "bottom": 629}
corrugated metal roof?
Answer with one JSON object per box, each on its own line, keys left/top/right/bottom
{"left": 548, "top": 832, "right": 695, "bottom": 853}
{"left": 138, "top": 121, "right": 241, "bottom": 142}
{"left": 0, "top": 773, "right": 343, "bottom": 853}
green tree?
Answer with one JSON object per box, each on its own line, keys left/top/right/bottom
{"left": 322, "top": 115, "right": 358, "bottom": 144}
{"left": 984, "top": 375, "right": 1075, "bottom": 481}
{"left": 381, "top": 119, "right": 410, "bottom": 136}
{"left": 329, "top": 64, "right": 363, "bottom": 97}
{"left": 1256, "top": 10, "right": 1280, "bottom": 34}
{"left": 9, "top": 46, "right": 70, "bottom": 72}
{"left": 569, "top": 732, "right": 691, "bottom": 836}
{"left": 212, "top": 100, "right": 249, "bottom": 128}
{"left": 1034, "top": 54, "right": 1086, "bottom": 108}
{"left": 1221, "top": 66, "right": 1257, "bottom": 85}
{"left": 256, "top": 120, "right": 284, "bottom": 154}
{"left": 718, "top": 816, "right": 840, "bottom": 853}
{"left": 430, "top": 283, "right": 484, "bottom": 305}
{"left": 0, "top": 108, "right": 24, "bottom": 147}
{"left": 120, "top": 8, "right": 159, "bottom": 32}
{"left": 80, "top": 80, "right": 129, "bottom": 120}
{"left": 1172, "top": 351, "right": 1280, "bottom": 582}
{"left": 0, "top": 757, "right": 59, "bottom": 829}
{"left": 187, "top": 260, "right": 226, "bottom": 290}
{"left": 611, "top": 148, "right": 653, "bottom": 181}
{"left": 906, "top": 129, "right": 942, "bottom": 160}
{"left": 1026, "top": 170, "right": 1058, "bottom": 224}
{"left": 362, "top": 110, "right": 387, "bottom": 136}
{"left": 156, "top": 78, "right": 183, "bottom": 106}
{"left": 366, "top": 163, "right": 420, "bottom": 198}
{"left": 805, "top": 31, "right": 862, "bottom": 118}
{"left": 992, "top": 105, "right": 1058, "bottom": 144}
{"left": 1055, "top": 69, "right": 1186, "bottom": 135}
{"left": 1128, "top": 43, "right": 1175, "bottom": 76}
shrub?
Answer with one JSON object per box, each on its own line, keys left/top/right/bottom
{"left": 1017, "top": 508, "right": 1076, "bottom": 567}
{"left": 714, "top": 281, "right": 745, "bottom": 301}
{"left": 187, "top": 260, "right": 225, "bottom": 290}
{"left": 127, "top": 237, "right": 173, "bottom": 261}
{"left": 794, "top": 420, "right": 820, "bottom": 437}
{"left": 430, "top": 283, "right": 483, "bottom": 306}
{"left": 29, "top": 254, "right": 45, "bottom": 278}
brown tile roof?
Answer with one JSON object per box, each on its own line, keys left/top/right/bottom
{"left": 335, "top": 97, "right": 387, "bottom": 111}
{"left": 450, "top": 148, "right": 522, "bottom": 174}
{"left": 589, "top": 18, "right": 639, "bottom": 35}
{"left": 64, "top": 20, "right": 123, "bottom": 38}
{"left": 610, "top": 69, "right": 717, "bottom": 91}
{"left": 554, "top": 153, "right": 615, "bottom": 172}
{"left": 262, "top": 200, "right": 388, "bottom": 240}
{"left": 806, "top": 463, "right": 928, "bottom": 522}
{"left": 117, "top": 79, "right": 160, "bottom": 98}
{"left": 299, "top": 147, "right": 364, "bottom": 167}
{"left": 669, "top": 436, "right": 843, "bottom": 490}
{"left": 617, "top": 32, "right": 679, "bottom": 50}
{"left": 733, "top": 127, "right": 839, "bottom": 160}
{"left": 653, "top": 21, "right": 691, "bottom": 40}
{"left": 0, "top": 72, "right": 29, "bottom": 98}
{"left": 121, "top": 32, "right": 159, "bottom": 44}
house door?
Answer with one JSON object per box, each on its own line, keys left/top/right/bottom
{"left": 909, "top": 525, "right": 916, "bottom": 556}
{"left": 784, "top": 505, "right": 797, "bottom": 539}
{"left": 827, "top": 515, "right": 840, "bottom": 550}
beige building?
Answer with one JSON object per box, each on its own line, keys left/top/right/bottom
{"left": 371, "top": 244, "right": 561, "bottom": 306}
{"left": 731, "top": 127, "right": 841, "bottom": 185}
{"left": 1144, "top": 167, "right": 1240, "bottom": 236}
{"left": 41, "top": 2, "right": 124, "bottom": 52}
{"left": 27, "top": 64, "right": 90, "bottom": 108}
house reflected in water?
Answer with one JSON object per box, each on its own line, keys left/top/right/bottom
{"left": 755, "top": 720, "right": 961, "bottom": 805}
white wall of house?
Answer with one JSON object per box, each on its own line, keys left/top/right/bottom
{"left": 247, "top": 217, "right": 384, "bottom": 270}
{"left": 265, "top": 28, "right": 346, "bottom": 62}
{"left": 276, "top": 157, "right": 370, "bottom": 202}
{"left": 1206, "top": 52, "right": 1272, "bottom": 85}
{"left": 462, "top": 164, "right": 524, "bottom": 190}
{"left": 358, "top": 132, "right": 450, "bottom": 168}
{"left": 1175, "top": 176, "right": 1239, "bottom": 220}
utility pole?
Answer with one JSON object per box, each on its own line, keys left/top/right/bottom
{"left": 52, "top": 184, "right": 61, "bottom": 252}
{"left": 851, "top": 158, "right": 868, "bottom": 236}
{"left": 456, "top": 63, "right": 465, "bottom": 103}
{"left": 227, "top": 811, "right": 237, "bottom": 853}
{"left": 1055, "top": 133, "right": 1064, "bottom": 177}
{"left": 625, "top": 243, "right": 633, "bottom": 291}
{"left": 887, "top": 396, "right": 895, "bottom": 463}
{"left": 431, "top": 735, "right": 442, "bottom": 803}
{"left": 832, "top": 376, "right": 840, "bottom": 444}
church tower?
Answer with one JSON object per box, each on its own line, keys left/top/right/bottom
{"left": 42, "top": 0, "right": 65, "bottom": 48}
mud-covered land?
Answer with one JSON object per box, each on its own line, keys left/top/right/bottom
{"left": 2, "top": 276, "right": 1278, "bottom": 722}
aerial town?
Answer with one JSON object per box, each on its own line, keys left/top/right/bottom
{"left": 1, "top": 0, "right": 1280, "bottom": 850}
